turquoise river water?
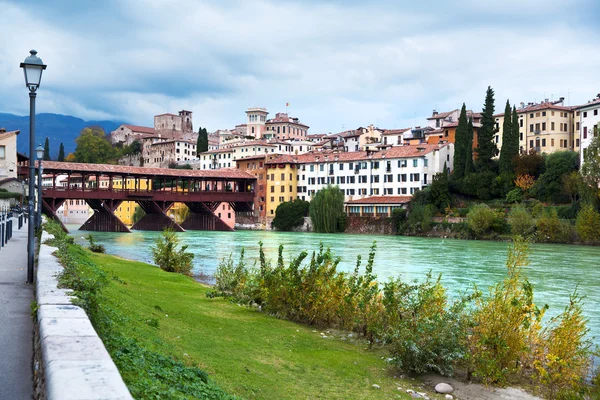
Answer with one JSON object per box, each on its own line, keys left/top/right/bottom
{"left": 70, "top": 226, "right": 600, "bottom": 347}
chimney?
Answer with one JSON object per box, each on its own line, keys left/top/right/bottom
{"left": 544, "top": 98, "right": 549, "bottom": 103}
{"left": 520, "top": 102, "right": 525, "bottom": 109}
{"left": 432, "top": 109, "right": 438, "bottom": 117}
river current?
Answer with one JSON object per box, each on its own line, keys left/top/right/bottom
{"left": 70, "top": 226, "right": 600, "bottom": 346}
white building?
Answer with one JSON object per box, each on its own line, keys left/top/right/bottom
{"left": 575, "top": 94, "right": 600, "bottom": 166}
{"left": 295, "top": 143, "right": 453, "bottom": 202}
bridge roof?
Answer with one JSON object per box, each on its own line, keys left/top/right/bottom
{"left": 41, "top": 161, "right": 255, "bottom": 180}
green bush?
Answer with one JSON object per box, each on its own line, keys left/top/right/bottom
{"left": 151, "top": 228, "right": 194, "bottom": 275}
{"left": 575, "top": 204, "right": 600, "bottom": 243}
{"left": 467, "top": 204, "right": 499, "bottom": 236}
{"left": 87, "top": 234, "right": 105, "bottom": 253}
{"left": 0, "top": 191, "right": 21, "bottom": 200}
{"left": 406, "top": 204, "right": 434, "bottom": 233}
{"left": 508, "top": 206, "right": 535, "bottom": 237}
{"left": 272, "top": 199, "right": 309, "bottom": 231}
{"left": 391, "top": 208, "right": 407, "bottom": 234}
{"left": 556, "top": 203, "right": 579, "bottom": 220}
{"left": 535, "top": 208, "right": 573, "bottom": 243}
{"left": 505, "top": 188, "right": 523, "bottom": 203}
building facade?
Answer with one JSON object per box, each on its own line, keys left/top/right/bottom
{"left": 265, "top": 154, "right": 299, "bottom": 217}
{"left": 575, "top": 95, "right": 600, "bottom": 166}
{"left": 0, "top": 128, "right": 20, "bottom": 180}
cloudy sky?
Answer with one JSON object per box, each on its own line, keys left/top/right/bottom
{"left": 1, "top": 0, "right": 599, "bottom": 133}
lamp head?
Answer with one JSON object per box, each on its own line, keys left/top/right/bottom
{"left": 20, "top": 50, "right": 47, "bottom": 92}
{"left": 36, "top": 144, "right": 44, "bottom": 160}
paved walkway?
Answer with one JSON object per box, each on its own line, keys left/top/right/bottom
{"left": 0, "top": 219, "right": 33, "bottom": 399}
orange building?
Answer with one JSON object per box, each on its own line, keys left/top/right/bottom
{"left": 235, "top": 154, "right": 267, "bottom": 218}
{"left": 426, "top": 120, "right": 479, "bottom": 151}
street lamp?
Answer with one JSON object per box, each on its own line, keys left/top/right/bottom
{"left": 21, "top": 49, "right": 47, "bottom": 284}
{"left": 36, "top": 144, "right": 44, "bottom": 230}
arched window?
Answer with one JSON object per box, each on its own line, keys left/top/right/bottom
{"left": 277, "top": 126, "right": 280, "bottom": 134}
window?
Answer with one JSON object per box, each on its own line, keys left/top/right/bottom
{"left": 529, "top": 124, "right": 534, "bottom": 133}
{"left": 576, "top": 122, "right": 580, "bottom": 131}
{"left": 530, "top": 113, "right": 534, "bottom": 118}
{"left": 520, "top": 132, "right": 523, "bottom": 141}
{"left": 319, "top": 164, "right": 324, "bottom": 171}
{"left": 530, "top": 140, "right": 534, "bottom": 148}
{"left": 280, "top": 186, "right": 285, "bottom": 193}
{"left": 595, "top": 110, "right": 598, "bottom": 116}
{"left": 424, "top": 159, "right": 428, "bottom": 167}
{"left": 520, "top": 119, "right": 523, "bottom": 128}
{"left": 0, "top": 145, "right": 5, "bottom": 159}
{"left": 310, "top": 165, "right": 314, "bottom": 172}
{"left": 583, "top": 112, "right": 588, "bottom": 118}
{"left": 398, "top": 160, "right": 407, "bottom": 168}
{"left": 270, "top": 186, "right": 274, "bottom": 193}
{"left": 339, "top": 163, "right": 344, "bottom": 171}
{"left": 542, "top": 122, "right": 546, "bottom": 131}
{"left": 551, "top": 122, "right": 555, "bottom": 131}
{"left": 542, "top": 138, "right": 546, "bottom": 147}
{"left": 584, "top": 127, "right": 588, "bottom": 139}
{"left": 551, "top": 138, "right": 555, "bottom": 147}
{"left": 280, "top": 173, "right": 285, "bottom": 181}
{"left": 412, "top": 159, "right": 418, "bottom": 167}
{"left": 542, "top": 111, "right": 546, "bottom": 117}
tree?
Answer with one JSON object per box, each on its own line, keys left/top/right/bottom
{"left": 465, "top": 117, "right": 474, "bottom": 175}
{"left": 57, "top": 143, "right": 65, "bottom": 162}
{"left": 532, "top": 151, "right": 579, "bottom": 203}
{"left": 476, "top": 86, "right": 498, "bottom": 170}
{"left": 43, "top": 137, "right": 51, "bottom": 161}
{"left": 453, "top": 104, "right": 469, "bottom": 179}
{"left": 151, "top": 228, "right": 195, "bottom": 275}
{"left": 511, "top": 106, "right": 520, "bottom": 162}
{"left": 515, "top": 150, "right": 545, "bottom": 178}
{"left": 273, "top": 199, "right": 310, "bottom": 231}
{"left": 499, "top": 100, "right": 515, "bottom": 175}
{"left": 429, "top": 162, "right": 450, "bottom": 210}
{"left": 74, "top": 127, "right": 119, "bottom": 164}
{"left": 575, "top": 204, "right": 600, "bottom": 243}
{"left": 197, "top": 127, "right": 209, "bottom": 154}
{"left": 581, "top": 132, "right": 600, "bottom": 189}
{"left": 309, "top": 185, "right": 345, "bottom": 233}
{"left": 65, "top": 153, "right": 75, "bottom": 162}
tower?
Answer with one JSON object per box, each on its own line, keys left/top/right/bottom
{"left": 245, "top": 108, "right": 268, "bottom": 139}
{"left": 178, "top": 110, "right": 193, "bottom": 133}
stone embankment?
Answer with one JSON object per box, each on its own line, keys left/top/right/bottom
{"left": 35, "top": 229, "right": 132, "bottom": 400}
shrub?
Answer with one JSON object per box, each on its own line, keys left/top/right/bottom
{"left": 505, "top": 188, "right": 523, "bottom": 203}
{"left": 383, "top": 273, "right": 473, "bottom": 376}
{"left": 391, "top": 208, "right": 407, "bottom": 234}
{"left": 508, "top": 206, "right": 535, "bottom": 237}
{"left": 575, "top": 204, "right": 600, "bottom": 243}
{"left": 151, "top": 228, "right": 194, "bottom": 275}
{"left": 555, "top": 203, "right": 579, "bottom": 220}
{"left": 406, "top": 204, "right": 434, "bottom": 233}
{"left": 87, "top": 234, "right": 105, "bottom": 253}
{"left": 272, "top": 199, "right": 309, "bottom": 231}
{"left": 466, "top": 204, "right": 497, "bottom": 236}
{"left": 532, "top": 151, "right": 579, "bottom": 203}
{"left": 536, "top": 208, "right": 572, "bottom": 243}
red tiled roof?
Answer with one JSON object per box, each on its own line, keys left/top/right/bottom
{"left": 0, "top": 129, "right": 20, "bottom": 139}
{"left": 439, "top": 121, "right": 482, "bottom": 128}
{"left": 295, "top": 144, "right": 447, "bottom": 163}
{"left": 495, "top": 102, "right": 574, "bottom": 117}
{"left": 40, "top": 161, "right": 256, "bottom": 180}
{"left": 573, "top": 97, "right": 600, "bottom": 110}
{"left": 265, "top": 154, "right": 297, "bottom": 165}
{"left": 346, "top": 196, "right": 412, "bottom": 205}
{"left": 426, "top": 109, "right": 457, "bottom": 120}
{"left": 123, "top": 125, "right": 155, "bottom": 134}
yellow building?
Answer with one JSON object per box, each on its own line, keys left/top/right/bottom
{"left": 265, "top": 154, "right": 298, "bottom": 218}
{"left": 494, "top": 99, "right": 575, "bottom": 155}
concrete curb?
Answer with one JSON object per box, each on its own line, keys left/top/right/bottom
{"left": 36, "top": 231, "right": 133, "bottom": 400}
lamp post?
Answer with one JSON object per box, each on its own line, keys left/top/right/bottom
{"left": 21, "top": 49, "right": 47, "bottom": 284}
{"left": 36, "top": 145, "right": 44, "bottom": 229}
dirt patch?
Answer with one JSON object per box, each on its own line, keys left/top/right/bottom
{"left": 422, "top": 374, "right": 543, "bottom": 400}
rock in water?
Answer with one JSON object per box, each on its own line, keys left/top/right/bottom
{"left": 435, "top": 383, "right": 454, "bottom": 394}
{"left": 445, "top": 395, "right": 453, "bottom": 400}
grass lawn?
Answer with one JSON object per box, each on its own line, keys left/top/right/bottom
{"left": 84, "top": 250, "right": 443, "bottom": 400}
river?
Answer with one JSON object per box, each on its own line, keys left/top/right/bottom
{"left": 69, "top": 226, "right": 600, "bottom": 346}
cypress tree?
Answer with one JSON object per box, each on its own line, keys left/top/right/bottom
{"left": 465, "top": 117, "right": 474, "bottom": 175}
{"left": 499, "top": 100, "right": 513, "bottom": 174}
{"left": 196, "top": 127, "right": 208, "bottom": 154}
{"left": 58, "top": 143, "right": 65, "bottom": 162}
{"left": 476, "top": 86, "right": 498, "bottom": 170}
{"left": 43, "top": 137, "right": 51, "bottom": 161}
{"left": 511, "top": 106, "right": 520, "bottom": 167}
{"left": 453, "top": 104, "right": 468, "bottom": 179}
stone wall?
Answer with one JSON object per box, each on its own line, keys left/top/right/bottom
{"left": 345, "top": 215, "right": 395, "bottom": 235}
{"left": 36, "top": 229, "right": 132, "bottom": 400}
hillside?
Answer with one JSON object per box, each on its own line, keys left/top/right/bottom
{"left": 0, "top": 113, "right": 125, "bottom": 159}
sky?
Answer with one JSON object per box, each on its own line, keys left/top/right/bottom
{"left": 1, "top": 0, "right": 600, "bottom": 134}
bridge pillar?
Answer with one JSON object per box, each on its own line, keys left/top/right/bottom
{"left": 80, "top": 199, "right": 130, "bottom": 233}
{"left": 181, "top": 202, "right": 234, "bottom": 231}
{"left": 132, "top": 201, "right": 184, "bottom": 232}
{"left": 41, "top": 198, "right": 69, "bottom": 232}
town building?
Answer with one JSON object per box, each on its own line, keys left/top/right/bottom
{"left": 0, "top": 128, "right": 20, "bottom": 180}
{"left": 143, "top": 138, "right": 197, "bottom": 168}
{"left": 235, "top": 155, "right": 268, "bottom": 218}
{"left": 574, "top": 94, "right": 600, "bottom": 166}
{"left": 265, "top": 154, "right": 299, "bottom": 217}
{"left": 296, "top": 143, "right": 453, "bottom": 202}
{"left": 493, "top": 98, "right": 575, "bottom": 155}
{"left": 381, "top": 129, "right": 410, "bottom": 147}
{"left": 345, "top": 196, "right": 412, "bottom": 217}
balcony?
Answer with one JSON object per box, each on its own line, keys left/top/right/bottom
{"left": 534, "top": 129, "right": 541, "bottom": 135}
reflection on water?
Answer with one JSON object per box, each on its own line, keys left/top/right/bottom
{"left": 70, "top": 225, "right": 600, "bottom": 346}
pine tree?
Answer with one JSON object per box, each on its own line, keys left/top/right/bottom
{"left": 453, "top": 104, "right": 468, "bottom": 179}
{"left": 465, "top": 117, "right": 474, "bottom": 175}
{"left": 476, "top": 86, "right": 498, "bottom": 170}
{"left": 58, "top": 143, "right": 65, "bottom": 162}
{"left": 499, "top": 100, "right": 513, "bottom": 174}
{"left": 43, "top": 137, "right": 51, "bottom": 161}
{"left": 196, "top": 127, "right": 208, "bottom": 154}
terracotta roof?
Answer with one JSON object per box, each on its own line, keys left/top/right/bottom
{"left": 122, "top": 124, "right": 155, "bottom": 134}
{"left": 439, "top": 121, "right": 482, "bottom": 128}
{"left": 265, "top": 154, "right": 297, "bottom": 165}
{"left": 346, "top": 196, "right": 412, "bottom": 204}
{"left": 295, "top": 144, "right": 447, "bottom": 164}
{"left": 427, "top": 109, "right": 457, "bottom": 120}
{"left": 0, "top": 129, "right": 21, "bottom": 139}
{"left": 40, "top": 161, "right": 256, "bottom": 180}
{"left": 382, "top": 128, "right": 411, "bottom": 135}
{"left": 573, "top": 97, "right": 600, "bottom": 110}
{"left": 154, "top": 113, "right": 178, "bottom": 117}
{"left": 495, "top": 102, "right": 574, "bottom": 117}
{"left": 307, "top": 134, "right": 327, "bottom": 138}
